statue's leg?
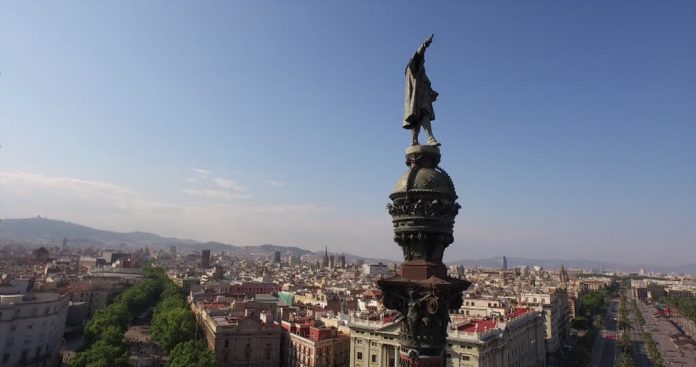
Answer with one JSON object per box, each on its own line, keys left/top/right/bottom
{"left": 421, "top": 118, "right": 440, "bottom": 146}
{"left": 411, "top": 126, "right": 420, "bottom": 146}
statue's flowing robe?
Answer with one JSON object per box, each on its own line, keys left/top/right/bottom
{"left": 403, "top": 49, "right": 438, "bottom": 129}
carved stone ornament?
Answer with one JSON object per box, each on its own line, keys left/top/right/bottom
{"left": 386, "top": 199, "right": 460, "bottom": 218}
{"left": 425, "top": 297, "right": 439, "bottom": 315}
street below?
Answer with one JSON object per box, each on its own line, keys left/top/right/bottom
{"left": 589, "top": 297, "right": 618, "bottom": 367}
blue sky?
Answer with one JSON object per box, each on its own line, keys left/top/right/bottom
{"left": 1, "top": 1, "right": 694, "bottom": 265}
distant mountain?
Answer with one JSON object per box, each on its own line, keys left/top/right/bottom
{"left": 6, "top": 217, "right": 689, "bottom": 273}
{"left": 257, "top": 244, "right": 312, "bottom": 257}
{"left": 0, "top": 217, "right": 198, "bottom": 247}
{"left": 446, "top": 256, "right": 696, "bottom": 275}
{"left": 0, "top": 217, "right": 389, "bottom": 264}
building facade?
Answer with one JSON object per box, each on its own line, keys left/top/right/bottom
{"left": 361, "top": 264, "right": 390, "bottom": 278}
{"left": 229, "top": 282, "right": 281, "bottom": 296}
{"left": 459, "top": 298, "right": 507, "bottom": 318}
{"left": 282, "top": 320, "right": 350, "bottom": 367}
{"left": 199, "top": 311, "right": 282, "bottom": 367}
{"left": 349, "top": 308, "right": 546, "bottom": 367}
{"left": 519, "top": 290, "right": 570, "bottom": 360}
{"left": 202, "top": 249, "right": 212, "bottom": 268}
{"left": 0, "top": 293, "right": 69, "bottom": 367}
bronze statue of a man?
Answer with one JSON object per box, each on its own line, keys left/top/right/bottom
{"left": 404, "top": 34, "right": 440, "bottom": 146}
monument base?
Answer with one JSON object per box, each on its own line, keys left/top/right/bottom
{"left": 400, "top": 259, "right": 447, "bottom": 280}
{"left": 378, "top": 275, "right": 469, "bottom": 353}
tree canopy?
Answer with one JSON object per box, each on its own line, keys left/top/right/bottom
{"left": 71, "top": 266, "right": 165, "bottom": 367}
{"left": 169, "top": 340, "right": 217, "bottom": 367}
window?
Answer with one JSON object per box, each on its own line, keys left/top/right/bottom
{"left": 461, "top": 355, "right": 471, "bottom": 361}
{"left": 27, "top": 324, "right": 33, "bottom": 330}
{"left": 357, "top": 352, "right": 363, "bottom": 360}
{"left": 224, "top": 339, "right": 229, "bottom": 348}
{"left": 371, "top": 354, "right": 377, "bottom": 363}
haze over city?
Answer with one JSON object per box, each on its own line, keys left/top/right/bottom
{"left": 2, "top": 1, "right": 695, "bottom": 265}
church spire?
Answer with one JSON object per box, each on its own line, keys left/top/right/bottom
{"left": 322, "top": 245, "right": 329, "bottom": 268}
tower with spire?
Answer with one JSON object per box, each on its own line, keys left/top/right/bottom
{"left": 322, "top": 245, "right": 329, "bottom": 268}
{"left": 559, "top": 264, "right": 569, "bottom": 286}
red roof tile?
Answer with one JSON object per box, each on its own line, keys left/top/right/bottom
{"left": 458, "top": 319, "right": 497, "bottom": 333}
{"left": 509, "top": 307, "right": 531, "bottom": 319}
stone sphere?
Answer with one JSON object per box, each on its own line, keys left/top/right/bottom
{"left": 392, "top": 167, "right": 456, "bottom": 198}
{"left": 390, "top": 145, "right": 456, "bottom": 200}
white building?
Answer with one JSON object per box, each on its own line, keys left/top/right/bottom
{"left": 0, "top": 293, "right": 69, "bottom": 367}
{"left": 349, "top": 308, "right": 546, "bottom": 367}
{"left": 459, "top": 298, "right": 507, "bottom": 318}
{"left": 362, "top": 264, "right": 390, "bottom": 278}
{"left": 519, "top": 290, "right": 570, "bottom": 359}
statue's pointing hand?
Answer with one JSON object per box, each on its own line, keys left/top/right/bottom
{"left": 425, "top": 34, "right": 434, "bottom": 47}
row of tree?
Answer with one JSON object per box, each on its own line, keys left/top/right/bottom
{"left": 71, "top": 266, "right": 216, "bottom": 366}
{"left": 631, "top": 297, "right": 664, "bottom": 367}
{"left": 617, "top": 294, "right": 633, "bottom": 367}
{"left": 571, "top": 284, "right": 612, "bottom": 331}
{"left": 150, "top": 270, "right": 216, "bottom": 367}
{"left": 565, "top": 285, "right": 616, "bottom": 366}
{"left": 664, "top": 296, "right": 696, "bottom": 323}
{"left": 71, "top": 267, "right": 164, "bottom": 367}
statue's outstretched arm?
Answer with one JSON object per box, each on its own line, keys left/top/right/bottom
{"left": 417, "top": 34, "right": 434, "bottom": 56}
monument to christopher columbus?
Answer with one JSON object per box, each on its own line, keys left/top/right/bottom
{"left": 403, "top": 34, "right": 440, "bottom": 147}
{"left": 378, "top": 35, "right": 470, "bottom": 367}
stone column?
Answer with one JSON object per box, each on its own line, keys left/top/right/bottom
{"left": 379, "top": 145, "right": 470, "bottom": 367}
{"left": 394, "top": 346, "right": 399, "bottom": 367}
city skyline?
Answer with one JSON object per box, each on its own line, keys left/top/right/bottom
{"left": 1, "top": 1, "right": 695, "bottom": 265}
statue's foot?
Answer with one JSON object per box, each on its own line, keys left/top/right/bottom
{"left": 428, "top": 139, "right": 441, "bottom": 147}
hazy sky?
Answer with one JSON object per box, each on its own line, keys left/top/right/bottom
{"left": 1, "top": 1, "right": 695, "bottom": 265}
